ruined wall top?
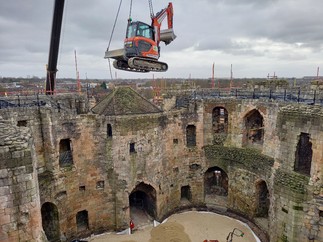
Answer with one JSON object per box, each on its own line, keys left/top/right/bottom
{"left": 279, "top": 104, "right": 323, "bottom": 117}
{"left": 0, "top": 116, "right": 31, "bottom": 147}
{"left": 0, "top": 116, "right": 32, "bottom": 169}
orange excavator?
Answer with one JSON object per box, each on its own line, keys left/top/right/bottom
{"left": 105, "top": 0, "right": 176, "bottom": 73}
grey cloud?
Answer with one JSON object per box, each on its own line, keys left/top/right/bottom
{"left": 1, "top": 0, "right": 323, "bottom": 78}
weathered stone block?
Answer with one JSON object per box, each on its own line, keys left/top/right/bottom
{"left": 11, "top": 151, "right": 25, "bottom": 159}
{"left": 0, "top": 178, "right": 10, "bottom": 187}
{"left": 0, "top": 169, "right": 8, "bottom": 179}
{"left": 0, "top": 186, "right": 10, "bottom": 196}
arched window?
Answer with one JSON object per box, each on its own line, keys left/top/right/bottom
{"left": 294, "top": 133, "right": 312, "bottom": 176}
{"left": 244, "top": 110, "right": 264, "bottom": 147}
{"left": 186, "top": 125, "right": 196, "bottom": 147}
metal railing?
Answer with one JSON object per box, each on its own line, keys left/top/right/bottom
{"left": 1, "top": 88, "right": 322, "bottom": 110}
{"left": 190, "top": 88, "right": 322, "bottom": 105}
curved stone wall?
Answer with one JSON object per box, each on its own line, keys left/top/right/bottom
{"left": 0, "top": 116, "right": 44, "bottom": 242}
{"left": 0, "top": 95, "right": 322, "bottom": 242}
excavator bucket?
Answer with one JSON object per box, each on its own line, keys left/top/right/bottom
{"left": 160, "top": 28, "right": 176, "bottom": 45}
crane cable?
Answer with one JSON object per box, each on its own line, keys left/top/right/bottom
{"left": 107, "top": 0, "right": 123, "bottom": 80}
{"left": 148, "top": 0, "right": 154, "bottom": 18}
{"left": 129, "top": 0, "right": 133, "bottom": 20}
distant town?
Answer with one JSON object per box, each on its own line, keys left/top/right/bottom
{"left": 1, "top": 75, "right": 322, "bottom": 98}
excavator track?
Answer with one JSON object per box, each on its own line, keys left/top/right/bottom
{"left": 113, "top": 57, "right": 168, "bottom": 73}
{"left": 128, "top": 57, "right": 168, "bottom": 72}
{"left": 113, "top": 60, "right": 149, "bottom": 73}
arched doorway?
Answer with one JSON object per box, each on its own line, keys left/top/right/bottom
{"left": 129, "top": 182, "right": 157, "bottom": 225}
{"left": 76, "top": 210, "right": 89, "bottom": 232}
{"left": 41, "top": 202, "right": 60, "bottom": 242}
{"left": 255, "top": 180, "right": 269, "bottom": 217}
{"left": 204, "top": 167, "right": 228, "bottom": 206}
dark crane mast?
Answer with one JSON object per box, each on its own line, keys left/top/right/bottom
{"left": 46, "top": 0, "right": 65, "bottom": 95}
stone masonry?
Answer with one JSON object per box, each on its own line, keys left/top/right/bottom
{"left": 0, "top": 116, "right": 44, "bottom": 242}
{"left": 0, "top": 88, "right": 322, "bottom": 242}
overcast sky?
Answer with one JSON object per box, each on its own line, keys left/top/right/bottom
{"left": 1, "top": 0, "right": 323, "bottom": 80}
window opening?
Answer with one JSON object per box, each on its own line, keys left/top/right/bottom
{"left": 96, "top": 181, "right": 104, "bottom": 189}
{"left": 181, "top": 185, "right": 192, "bottom": 201}
{"left": 107, "top": 124, "right": 112, "bottom": 138}
{"left": 189, "top": 163, "right": 201, "bottom": 170}
{"left": 186, "top": 125, "right": 196, "bottom": 147}
{"left": 294, "top": 132, "right": 312, "bottom": 175}
{"left": 212, "top": 107, "right": 228, "bottom": 133}
{"left": 76, "top": 210, "right": 89, "bottom": 231}
{"left": 126, "top": 22, "right": 137, "bottom": 38}
{"left": 137, "top": 22, "right": 154, "bottom": 39}
{"left": 130, "top": 142, "right": 136, "bottom": 153}
{"left": 126, "top": 22, "right": 154, "bottom": 40}
{"left": 244, "top": 110, "right": 264, "bottom": 146}
{"left": 17, "top": 120, "right": 27, "bottom": 127}
{"left": 59, "top": 139, "right": 73, "bottom": 167}
{"left": 55, "top": 191, "right": 67, "bottom": 200}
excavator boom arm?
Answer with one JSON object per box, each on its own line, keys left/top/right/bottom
{"left": 152, "top": 2, "right": 175, "bottom": 46}
{"left": 154, "top": 2, "right": 173, "bottom": 28}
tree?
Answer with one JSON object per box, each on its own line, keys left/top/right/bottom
{"left": 0, "top": 84, "right": 6, "bottom": 93}
{"left": 100, "top": 82, "right": 107, "bottom": 89}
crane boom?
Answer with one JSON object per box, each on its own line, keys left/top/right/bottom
{"left": 46, "top": 0, "right": 65, "bottom": 95}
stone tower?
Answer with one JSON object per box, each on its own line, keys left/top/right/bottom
{"left": 0, "top": 116, "right": 44, "bottom": 241}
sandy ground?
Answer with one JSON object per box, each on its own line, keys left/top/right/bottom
{"left": 88, "top": 211, "right": 260, "bottom": 242}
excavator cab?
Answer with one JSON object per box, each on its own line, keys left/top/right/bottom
{"left": 124, "top": 20, "right": 159, "bottom": 60}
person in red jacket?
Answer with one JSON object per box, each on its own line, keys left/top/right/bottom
{"left": 130, "top": 219, "right": 135, "bottom": 234}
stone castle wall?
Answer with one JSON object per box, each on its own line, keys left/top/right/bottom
{"left": 0, "top": 93, "right": 322, "bottom": 242}
{"left": 0, "top": 116, "right": 44, "bottom": 242}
